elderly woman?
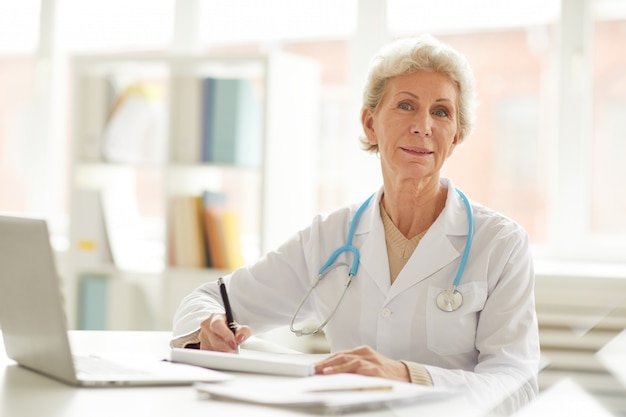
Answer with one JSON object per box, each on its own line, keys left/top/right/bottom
{"left": 172, "top": 34, "right": 539, "bottom": 407}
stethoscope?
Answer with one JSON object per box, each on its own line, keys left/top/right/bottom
{"left": 289, "top": 188, "right": 474, "bottom": 336}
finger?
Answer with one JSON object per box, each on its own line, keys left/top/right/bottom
{"left": 317, "top": 357, "right": 361, "bottom": 375}
{"left": 199, "top": 314, "right": 235, "bottom": 351}
{"left": 313, "top": 346, "right": 367, "bottom": 370}
{"left": 314, "top": 353, "right": 353, "bottom": 374}
{"left": 234, "top": 324, "right": 252, "bottom": 345}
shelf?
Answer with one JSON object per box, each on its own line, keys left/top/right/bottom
{"left": 66, "top": 51, "right": 320, "bottom": 330}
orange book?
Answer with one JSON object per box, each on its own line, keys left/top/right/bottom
{"left": 219, "top": 210, "right": 245, "bottom": 270}
{"left": 203, "top": 208, "right": 244, "bottom": 270}
{"left": 204, "top": 208, "right": 227, "bottom": 269}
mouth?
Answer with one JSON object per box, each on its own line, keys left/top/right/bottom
{"left": 400, "top": 146, "right": 433, "bottom": 155}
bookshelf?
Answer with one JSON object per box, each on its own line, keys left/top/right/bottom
{"left": 67, "top": 52, "right": 320, "bottom": 330}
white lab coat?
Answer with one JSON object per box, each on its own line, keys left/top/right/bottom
{"left": 173, "top": 178, "right": 540, "bottom": 408}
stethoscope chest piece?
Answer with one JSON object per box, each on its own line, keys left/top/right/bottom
{"left": 436, "top": 288, "right": 463, "bottom": 312}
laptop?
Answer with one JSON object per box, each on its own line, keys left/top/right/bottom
{"left": 0, "top": 215, "right": 230, "bottom": 386}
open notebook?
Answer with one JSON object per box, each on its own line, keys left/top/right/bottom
{"left": 171, "top": 347, "right": 323, "bottom": 377}
{"left": 0, "top": 215, "right": 229, "bottom": 386}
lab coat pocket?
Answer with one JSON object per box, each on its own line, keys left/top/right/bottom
{"left": 426, "top": 281, "right": 488, "bottom": 356}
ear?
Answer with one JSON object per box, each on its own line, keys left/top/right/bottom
{"left": 446, "top": 133, "right": 459, "bottom": 158}
{"left": 361, "top": 108, "right": 377, "bottom": 145}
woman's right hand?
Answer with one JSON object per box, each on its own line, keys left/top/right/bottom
{"left": 198, "top": 313, "right": 251, "bottom": 352}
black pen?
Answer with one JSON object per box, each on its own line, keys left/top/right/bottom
{"left": 217, "top": 277, "right": 239, "bottom": 354}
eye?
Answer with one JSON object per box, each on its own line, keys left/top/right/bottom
{"left": 398, "top": 102, "right": 413, "bottom": 111}
{"left": 432, "top": 108, "right": 450, "bottom": 118}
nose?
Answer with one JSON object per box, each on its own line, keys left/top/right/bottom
{"left": 410, "top": 111, "right": 432, "bottom": 137}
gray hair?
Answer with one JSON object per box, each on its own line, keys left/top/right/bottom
{"left": 359, "top": 34, "right": 477, "bottom": 151}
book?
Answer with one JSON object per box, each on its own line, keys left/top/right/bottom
{"left": 77, "top": 274, "right": 153, "bottom": 330}
{"left": 200, "top": 77, "right": 215, "bottom": 162}
{"left": 201, "top": 78, "right": 262, "bottom": 167}
{"left": 215, "top": 209, "right": 245, "bottom": 269}
{"left": 201, "top": 191, "right": 245, "bottom": 270}
{"left": 78, "top": 275, "right": 108, "bottom": 330}
{"left": 200, "top": 191, "right": 226, "bottom": 268}
{"left": 203, "top": 208, "right": 228, "bottom": 269}
{"left": 171, "top": 348, "right": 317, "bottom": 377}
{"left": 169, "top": 76, "right": 202, "bottom": 163}
{"left": 168, "top": 194, "right": 207, "bottom": 268}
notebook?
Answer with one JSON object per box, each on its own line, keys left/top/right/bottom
{"left": 171, "top": 347, "right": 320, "bottom": 377}
{"left": 0, "top": 215, "right": 231, "bottom": 386}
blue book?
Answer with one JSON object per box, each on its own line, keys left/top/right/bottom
{"left": 206, "top": 78, "right": 262, "bottom": 167}
{"left": 200, "top": 78, "right": 215, "bottom": 162}
{"left": 78, "top": 275, "right": 108, "bottom": 330}
{"left": 233, "top": 79, "right": 262, "bottom": 167}
{"left": 209, "top": 79, "right": 239, "bottom": 164}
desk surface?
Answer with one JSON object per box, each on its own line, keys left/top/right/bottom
{"left": 1, "top": 331, "right": 481, "bottom": 417}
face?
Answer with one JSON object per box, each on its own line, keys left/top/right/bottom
{"left": 362, "top": 70, "right": 459, "bottom": 184}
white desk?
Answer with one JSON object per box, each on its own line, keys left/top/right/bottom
{"left": 1, "top": 331, "right": 483, "bottom": 417}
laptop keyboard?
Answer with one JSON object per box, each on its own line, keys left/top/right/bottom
{"left": 73, "top": 355, "right": 149, "bottom": 376}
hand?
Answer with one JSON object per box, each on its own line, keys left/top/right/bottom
{"left": 314, "top": 346, "right": 410, "bottom": 382}
{"left": 198, "top": 313, "right": 252, "bottom": 352}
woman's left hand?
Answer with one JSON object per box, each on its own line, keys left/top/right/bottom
{"left": 314, "top": 345, "right": 410, "bottom": 382}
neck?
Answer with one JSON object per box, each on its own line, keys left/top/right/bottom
{"left": 381, "top": 178, "right": 447, "bottom": 239}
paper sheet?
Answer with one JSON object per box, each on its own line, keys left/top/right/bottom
{"left": 195, "top": 374, "right": 457, "bottom": 413}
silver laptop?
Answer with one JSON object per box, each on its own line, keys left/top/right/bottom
{"left": 0, "top": 215, "right": 230, "bottom": 386}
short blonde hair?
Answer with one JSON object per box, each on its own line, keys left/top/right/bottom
{"left": 359, "top": 34, "right": 477, "bottom": 152}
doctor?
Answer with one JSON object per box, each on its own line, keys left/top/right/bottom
{"left": 172, "top": 34, "right": 540, "bottom": 406}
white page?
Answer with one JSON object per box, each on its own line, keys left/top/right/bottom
{"left": 195, "top": 374, "right": 457, "bottom": 413}
{"left": 171, "top": 348, "right": 321, "bottom": 377}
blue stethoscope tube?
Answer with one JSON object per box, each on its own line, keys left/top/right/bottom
{"left": 452, "top": 188, "right": 474, "bottom": 287}
{"left": 317, "top": 193, "right": 376, "bottom": 278}
{"left": 289, "top": 188, "right": 474, "bottom": 336}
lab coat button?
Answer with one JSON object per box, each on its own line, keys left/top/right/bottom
{"left": 381, "top": 308, "right": 392, "bottom": 318}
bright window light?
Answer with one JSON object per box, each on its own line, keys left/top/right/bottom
{"left": 57, "top": 0, "right": 175, "bottom": 52}
{"left": 388, "top": 0, "right": 560, "bottom": 35}
{"left": 199, "top": 0, "right": 357, "bottom": 44}
{"left": 0, "top": 0, "right": 40, "bottom": 54}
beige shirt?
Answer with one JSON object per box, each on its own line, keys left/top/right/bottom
{"left": 380, "top": 202, "right": 433, "bottom": 385}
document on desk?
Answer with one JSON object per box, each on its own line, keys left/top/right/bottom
{"left": 171, "top": 347, "right": 321, "bottom": 377}
{"left": 195, "top": 374, "right": 457, "bottom": 413}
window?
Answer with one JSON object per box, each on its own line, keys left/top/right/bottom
{"left": 435, "top": 30, "right": 556, "bottom": 244}
{"left": 198, "top": 0, "right": 357, "bottom": 45}
{"left": 0, "top": 0, "right": 40, "bottom": 54}
{"left": 385, "top": 0, "right": 560, "bottom": 247}
{"left": 0, "top": 0, "right": 175, "bottom": 247}
{"left": 57, "top": 0, "right": 175, "bottom": 53}
{"left": 1, "top": 0, "right": 625, "bottom": 264}
{"left": 0, "top": 1, "right": 41, "bottom": 219}
{"left": 591, "top": 1, "right": 626, "bottom": 241}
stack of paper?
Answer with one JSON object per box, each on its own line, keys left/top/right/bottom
{"left": 195, "top": 373, "right": 456, "bottom": 413}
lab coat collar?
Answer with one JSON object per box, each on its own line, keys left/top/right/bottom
{"left": 355, "top": 178, "right": 471, "bottom": 298}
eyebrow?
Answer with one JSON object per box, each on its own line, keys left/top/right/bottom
{"left": 396, "top": 91, "right": 455, "bottom": 104}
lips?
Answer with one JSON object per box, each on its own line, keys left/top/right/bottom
{"left": 400, "top": 146, "right": 433, "bottom": 155}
